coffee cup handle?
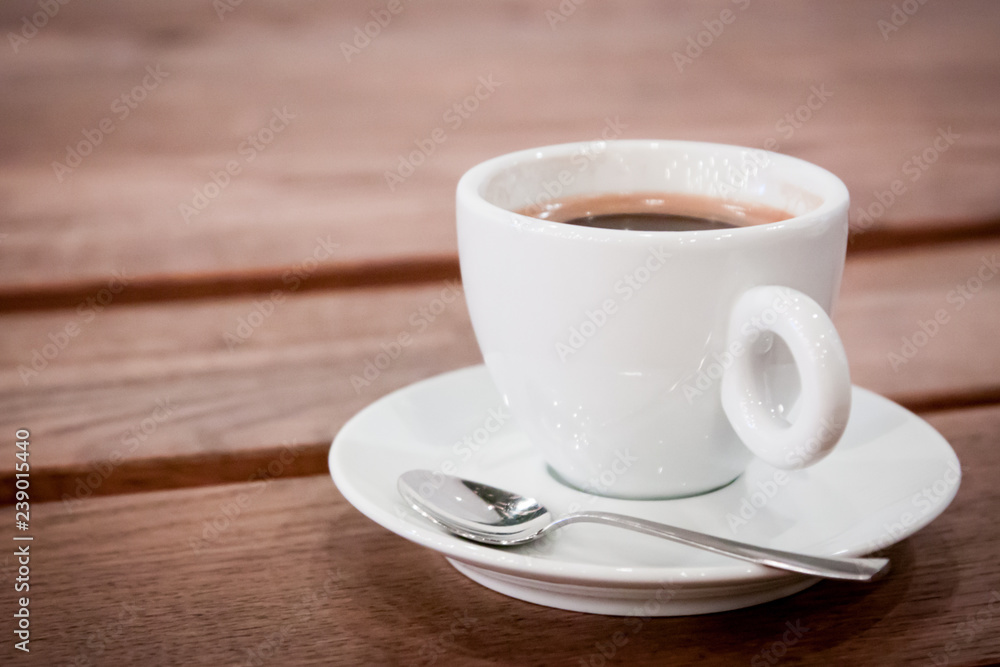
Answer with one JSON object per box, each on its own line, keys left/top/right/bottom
{"left": 720, "top": 286, "right": 852, "bottom": 469}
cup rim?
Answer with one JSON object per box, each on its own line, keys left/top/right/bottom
{"left": 457, "top": 139, "right": 850, "bottom": 242}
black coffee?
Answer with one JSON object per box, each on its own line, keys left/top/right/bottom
{"left": 561, "top": 212, "right": 738, "bottom": 232}
{"left": 518, "top": 192, "right": 792, "bottom": 231}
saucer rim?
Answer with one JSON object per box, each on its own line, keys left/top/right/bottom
{"left": 330, "top": 365, "right": 960, "bottom": 588}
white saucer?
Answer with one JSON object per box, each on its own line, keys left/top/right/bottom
{"left": 329, "top": 365, "right": 960, "bottom": 616}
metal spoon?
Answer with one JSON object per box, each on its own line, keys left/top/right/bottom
{"left": 398, "top": 470, "right": 889, "bottom": 582}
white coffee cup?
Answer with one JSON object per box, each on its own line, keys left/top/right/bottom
{"left": 457, "top": 140, "right": 852, "bottom": 499}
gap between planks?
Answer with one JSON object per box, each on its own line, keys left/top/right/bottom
{"left": 1, "top": 220, "right": 1000, "bottom": 314}
{"left": 0, "top": 255, "right": 460, "bottom": 313}
{"left": 3, "top": 385, "right": 1000, "bottom": 506}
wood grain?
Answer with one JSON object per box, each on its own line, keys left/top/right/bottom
{"left": 1, "top": 0, "right": 998, "bottom": 289}
{"left": 2, "top": 1, "right": 998, "bottom": 662}
{"left": 838, "top": 237, "right": 1000, "bottom": 406}
{"left": 1, "top": 238, "right": 998, "bottom": 502}
{"left": 0, "top": 281, "right": 482, "bottom": 503}
{"left": 7, "top": 402, "right": 998, "bottom": 666}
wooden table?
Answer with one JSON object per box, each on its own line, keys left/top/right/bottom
{"left": 2, "top": 1, "right": 999, "bottom": 664}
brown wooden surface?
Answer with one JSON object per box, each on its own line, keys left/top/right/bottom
{"left": 2, "top": 238, "right": 999, "bottom": 502}
{"left": 2, "top": 404, "right": 996, "bottom": 666}
{"left": 1, "top": 0, "right": 999, "bottom": 290}
{"left": 2, "top": 0, "right": 1000, "bottom": 664}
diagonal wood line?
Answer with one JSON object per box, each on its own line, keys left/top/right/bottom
{"left": 4, "top": 384, "right": 1000, "bottom": 506}
{"left": 2, "top": 442, "right": 333, "bottom": 507}
{"left": 0, "top": 255, "right": 462, "bottom": 313}
{"left": 846, "top": 218, "right": 1000, "bottom": 254}
{"left": 892, "top": 385, "right": 1000, "bottom": 415}
{"left": 1, "top": 221, "right": 999, "bottom": 314}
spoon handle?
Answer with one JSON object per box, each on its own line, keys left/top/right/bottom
{"left": 553, "top": 511, "right": 889, "bottom": 582}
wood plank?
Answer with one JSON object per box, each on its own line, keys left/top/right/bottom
{"left": 1, "top": 0, "right": 999, "bottom": 288}
{"left": 837, "top": 239, "right": 1000, "bottom": 407}
{"left": 1, "top": 238, "right": 999, "bottom": 502}
{"left": 0, "top": 280, "right": 482, "bottom": 502}
{"left": 7, "top": 402, "right": 998, "bottom": 665}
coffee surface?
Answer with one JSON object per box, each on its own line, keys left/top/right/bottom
{"left": 518, "top": 192, "right": 793, "bottom": 231}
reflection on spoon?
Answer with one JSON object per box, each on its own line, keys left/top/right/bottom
{"left": 397, "top": 470, "right": 889, "bottom": 582}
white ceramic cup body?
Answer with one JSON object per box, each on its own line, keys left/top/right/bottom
{"left": 457, "top": 140, "right": 851, "bottom": 499}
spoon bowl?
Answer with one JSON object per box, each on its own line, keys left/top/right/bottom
{"left": 398, "top": 469, "right": 890, "bottom": 582}
{"left": 399, "top": 470, "right": 552, "bottom": 545}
